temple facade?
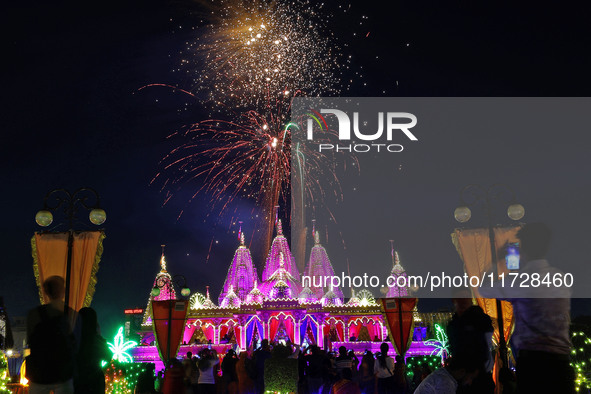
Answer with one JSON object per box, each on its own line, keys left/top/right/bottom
{"left": 131, "top": 221, "right": 450, "bottom": 368}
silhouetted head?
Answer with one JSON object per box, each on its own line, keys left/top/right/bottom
{"left": 452, "top": 287, "right": 473, "bottom": 316}
{"left": 380, "top": 342, "right": 389, "bottom": 355}
{"left": 79, "top": 307, "right": 98, "bottom": 335}
{"left": 339, "top": 346, "right": 347, "bottom": 356}
{"left": 517, "top": 222, "right": 552, "bottom": 260}
{"left": 43, "top": 276, "right": 65, "bottom": 301}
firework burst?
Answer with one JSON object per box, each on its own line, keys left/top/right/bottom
{"left": 181, "top": 0, "right": 348, "bottom": 109}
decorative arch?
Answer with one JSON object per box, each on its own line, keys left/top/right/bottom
{"left": 269, "top": 312, "right": 296, "bottom": 343}
{"left": 245, "top": 315, "right": 264, "bottom": 349}
{"left": 219, "top": 319, "right": 240, "bottom": 347}
{"left": 300, "top": 315, "right": 319, "bottom": 346}
{"left": 323, "top": 317, "right": 345, "bottom": 342}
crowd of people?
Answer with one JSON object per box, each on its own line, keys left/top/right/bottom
{"left": 153, "top": 341, "right": 414, "bottom": 394}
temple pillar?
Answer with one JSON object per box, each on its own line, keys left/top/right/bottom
{"left": 212, "top": 318, "right": 222, "bottom": 345}
{"left": 260, "top": 312, "right": 271, "bottom": 341}
{"left": 294, "top": 311, "right": 305, "bottom": 345}
{"left": 236, "top": 315, "right": 249, "bottom": 350}
{"left": 315, "top": 313, "right": 327, "bottom": 349}
{"left": 343, "top": 317, "right": 350, "bottom": 342}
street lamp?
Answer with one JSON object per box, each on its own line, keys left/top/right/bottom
{"left": 35, "top": 188, "right": 106, "bottom": 315}
{"left": 152, "top": 274, "right": 190, "bottom": 365}
{"left": 454, "top": 183, "right": 524, "bottom": 372}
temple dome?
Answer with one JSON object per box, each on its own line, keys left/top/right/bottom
{"left": 298, "top": 286, "right": 318, "bottom": 304}
{"left": 345, "top": 289, "right": 361, "bottom": 307}
{"left": 245, "top": 280, "right": 265, "bottom": 304}
{"left": 304, "top": 230, "right": 344, "bottom": 301}
{"left": 200, "top": 286, "right": 217, "bottom": 309}
{"left": 260, "top": 252, "right": 301, "bottom": 299}
{"left": 142, "top": 253, "right": 176, "bottom": 326}
{"left": 220, "top": 285, "right": 241, "bottom": 309}
{"left": 219, "top": 233, "right": 259, "bottom": 304}
{"left": 321, "top": 287, "right": 343, "bottom": 307}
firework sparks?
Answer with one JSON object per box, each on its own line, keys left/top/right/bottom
{"left": 181, "top": 0, "right": 348, "bottom": 109}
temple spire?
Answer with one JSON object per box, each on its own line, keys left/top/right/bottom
{"left": 390, "top": 240, "right": 395, "bottom": 264}
{"left": 304, "top": 222, "right": 344, "bottom": 302}
{"left": 160, "top": 244, "right": 167, "bottom": 272}
{"left": 219, "top": 234, "right": 259, "bottom": 304}
{"left": 277, "top": 219, "right": 283, "bottom": 235}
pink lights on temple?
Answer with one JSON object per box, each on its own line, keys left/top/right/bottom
{"left": 386, "top": 246, "right": 409, "bottom": 297}
{"left": 260, "top": 252, "right": 302, "bottom": 299}
{"left": 153, "top": 254, "right": 176, "bottom": 301}
{"left": 131, "top": 217, "right": 447, "bottom": 371}
{"left": 261, "top": 220, "right": 300, "bottom": 282}
{"left": 219, "top": 233, "right": 259, "bottom": 304}
{"left": 245, "top": 280, "right": 265, "bottom": 304}
{"left": 220, "top": 285, "right": 241, "bottom": 309}
{"left": 305, "top": 231, "right": 344, "bottom": 302}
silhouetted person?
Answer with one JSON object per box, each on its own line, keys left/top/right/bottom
{"left": 236, "top": 351, "right": 255, "bottom": 394}
{"left": 198, "top": 348, "right": 219, "bottom": 394}
{"left": 373, "top": 343, "right": 395, "bottom": 394}
{"left": 306, "top": 345, "right": 326, "bottom": 394}
{"left": 74, "top": 307, "right": 110, "bottom": 394}
{"left": 480, "top": 223, "right": 575, "bottom": 394}
{"left": 162, "top": 358, "right": 185, "bottom": 394}
{"left": 391, "top": 355, "right": 407, "bottom": 394}
{"left": 26, "top": 276, "right": 76, "bottom": 394}
{"left": 355, "top": 355, "right": 375, "bottom": 394}
{"left": 254, "top": 339, "right": 271, "bottom": 394}
{"left": 448, "top": 287, "right": 494, "bottom": 394}
{"left": 222, "top": 349, "right": 239, "bottom": 394}
{"left": 335, "top": 346, "right": 353, "bottom": 377}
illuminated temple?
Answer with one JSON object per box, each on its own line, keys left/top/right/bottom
{"left": 131, "top": 221, "right": 450, "bottom": 368}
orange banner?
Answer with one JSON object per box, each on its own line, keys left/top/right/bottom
{"left": 152, "top": 300, "right": 188, "bottom": 364}
{"left": 31, "top": 231, "right": 105, "bottom": 310}
{"left": 451, "top": 227, "right": 518, "bottom": 391}
{"left": 380, "top": 298, "right": 417, "bottom": 356}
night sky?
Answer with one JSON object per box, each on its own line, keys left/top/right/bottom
{"left": 4, "top": 0, "right": 591, "bottom": 339}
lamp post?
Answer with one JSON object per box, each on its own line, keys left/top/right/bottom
{"left": 35, "top": 188, "right": 106, "bottom": 315}
{"left": 152, "top": 274, "right": 190, "bottom": 365}
{"left": 454, "top": 183, "right": 525, "bottom": 372}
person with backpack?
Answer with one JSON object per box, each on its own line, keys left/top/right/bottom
{"left": 373, "top": 343, "right": 395, "bottom": 394}
{"left": 26, "top": 276, "right": 77, "bottom": 394}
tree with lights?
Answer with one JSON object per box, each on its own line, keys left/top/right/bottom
{"left": 424, "top": 323, "right": 450, "bottom": 360}
{"left": 0, "top": 352, "right": 9, "bottom": 393}
{"left": 103, "top": 326, "right": 142, "bottom": 394}
{"left": 571, "top": 331, "right": 591, "bottom": 392}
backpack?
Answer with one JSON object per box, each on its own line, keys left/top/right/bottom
{"left": 26, "top": 305, "right": 75, "bottom": 384}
